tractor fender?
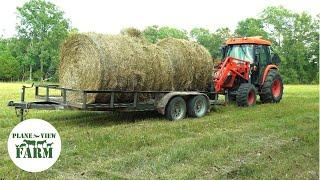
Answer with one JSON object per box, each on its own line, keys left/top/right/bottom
{"left": 156, "top": 92, "right": 210, "bottom": 115}
{"left": 260, "top": 65, "right": 278, "bottom": 85}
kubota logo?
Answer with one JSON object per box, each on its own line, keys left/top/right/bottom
{"left": 8, "top": 119, "right": 61, "bottom": 172}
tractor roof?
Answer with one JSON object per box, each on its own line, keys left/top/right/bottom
{"left": 226, "top": 37, "right": 271, "bottom": 46}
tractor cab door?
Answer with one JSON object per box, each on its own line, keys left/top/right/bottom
{"left": 251, "top": 45, "right": 271, "bottom": 85}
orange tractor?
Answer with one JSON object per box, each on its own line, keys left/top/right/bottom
{"left": 212, "top": 36, "right": 283, "bottom": 106}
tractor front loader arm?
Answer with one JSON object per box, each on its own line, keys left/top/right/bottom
{"left": 213, "top": 57, "right": 250, "bottom": 93}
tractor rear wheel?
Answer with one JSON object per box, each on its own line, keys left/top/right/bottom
{"left": 260, "top": 70, "right": 283, "bottom": 103}
{"left": 236, "top": 83, "right": 257, "bottom": 107}
{"left": 165, "top": 96, "right": 187, "bottom": 121}
{"left": 187, "top": 95, "right": 209, "bottom": 118}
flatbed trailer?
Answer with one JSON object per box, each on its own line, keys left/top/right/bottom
{"left": 8, "top": 84, "right": 228, "bottom": 121}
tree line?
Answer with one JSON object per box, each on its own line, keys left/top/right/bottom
{"left": 0, "top": 0, "right": 318, "bottom": 84}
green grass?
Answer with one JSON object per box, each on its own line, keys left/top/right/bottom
{"left": 0, "top": 83, "right": 318, "bottom": 179}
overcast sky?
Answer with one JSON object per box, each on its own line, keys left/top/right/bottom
{"left": 0, "top": 0, "right": 319, "bottom": 38}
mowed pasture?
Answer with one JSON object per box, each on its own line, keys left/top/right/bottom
{"left": 0, "top": 83, "right": 318, "bottom": 179}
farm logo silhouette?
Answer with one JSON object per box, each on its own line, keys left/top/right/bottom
{"left": 8, "top": 119, "right": 61, "bottom": 172}
{"left": 15, "top": 136, "right": 55, "bottom": 159}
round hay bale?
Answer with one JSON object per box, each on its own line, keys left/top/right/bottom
{"left": 59, "top": 33, "right": 173, "bottom": 103}
{"left": 157, "top": 38, "right": 212, "bottom": 90}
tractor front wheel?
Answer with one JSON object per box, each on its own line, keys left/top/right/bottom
{"left": 236, "top": 83, "right": 257, "bottom": 107}
{"left": 260, "top": 69, "right": 283, "bottom": 103}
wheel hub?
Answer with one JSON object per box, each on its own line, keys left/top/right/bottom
{"left": 193, "top": 98, "right": 207, "bottom": 116}
{"left": 247, "top": 90, "right": 255, "bottom": 105}
{"left": 172, "top": 101, "right": 184, "bottom": 119}
{"left": 195, "top": 100, "right": 204, "bottom": 113}
{"left": 272, "top": 79, "right": 281, "bottom": 98}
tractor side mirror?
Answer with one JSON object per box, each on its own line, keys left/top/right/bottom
{"left": 272, "top": 53, "right": 281, "bottom": 65}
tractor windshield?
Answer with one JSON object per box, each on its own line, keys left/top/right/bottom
{"left": 226, "top": 44, "right": 254, "bottom": 63}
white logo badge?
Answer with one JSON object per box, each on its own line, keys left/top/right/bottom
{"left": 7, "top": 119, "right": 61, "bottom": 172}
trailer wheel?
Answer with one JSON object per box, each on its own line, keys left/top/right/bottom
{"left": 187, "top": 95, "right": 208, "bottom": 118}
{"left": 165, "top": 96, "right": 187, "bottom": 120}
{"left": 236, "top": 83, "right": 257, "bottom": 107}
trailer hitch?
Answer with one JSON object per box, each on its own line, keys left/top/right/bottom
{"left": 8, "top": 100, "right": 14, "bottom": 107}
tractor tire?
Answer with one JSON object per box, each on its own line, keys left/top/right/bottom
{"left": 260, "top": 69, "right": 283, "bottom": 103}
{"left": 165, "top": 96, "right": 187, "bottom": 121}
{"left": 236, "top": 83, "right": 257, "bottom": 107}
{"left": 187, "top": 95, "right": 209, "bottom": 118}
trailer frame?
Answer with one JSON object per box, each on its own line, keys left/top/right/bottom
{"left": 8, "top": 84, "right": 227, "bottom": 121}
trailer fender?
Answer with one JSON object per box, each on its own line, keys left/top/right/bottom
{"left": 156, "top": 92, "right": 210, "bottom": 115}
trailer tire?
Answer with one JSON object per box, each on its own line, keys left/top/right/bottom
{"left": 165, "top": 96, "right": 187, "bottom": 121}
{"left": 187, "top": 95, "right": 208, "bottom": 118}
{"left": 236, "top": 83, "right": 257, "bottom": 107}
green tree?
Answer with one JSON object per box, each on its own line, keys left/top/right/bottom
{"left": 234, "top": 18, "right": 269, "bottom": 39}
{"left": 190, "top": 28, "right": 216, "bottom": 57}
{"left": 16, "top": 0, "right": 70, "bottom": 81}
{"left": 191, "top": 27, "right": 231, "bottom": 59}
{"left": 261, "top": 6, "right": 319, "bottom": 83}
{"left": 7, "top": 37, "right": 33, "bottom": 80}
{"left": 261, "top": 6, "right": 294, "bottom": 46}
{"left": 212, "top": 28, "right": 232, "bottom": 59}
{"left": 143, "top": 25, "right": 188, "bottom": 43}
{"left": 142, "top": 25, "right": 159, "bottom": 43}
{"left": 215, "top": 28, "right": 231, "bottom": 41}
{"left": 0, "top": 39, "right": 20, "bottom": 80}
{"left": 158, "top": 27, "right": 189, "bottom": 40}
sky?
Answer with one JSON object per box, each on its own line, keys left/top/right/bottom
{"left": 0, "top": 0, "right": 319, "bottom": 38}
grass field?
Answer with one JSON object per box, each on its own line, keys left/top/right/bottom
{"left": 0, "top": 83, "right": 318, "bottom": 179}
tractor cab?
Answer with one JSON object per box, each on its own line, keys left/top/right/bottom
{"left": 221, "top": 36, "right": 280, "bottom": 65}
{"left": 213, "top": 36, "right": 283, "bottom": 106}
